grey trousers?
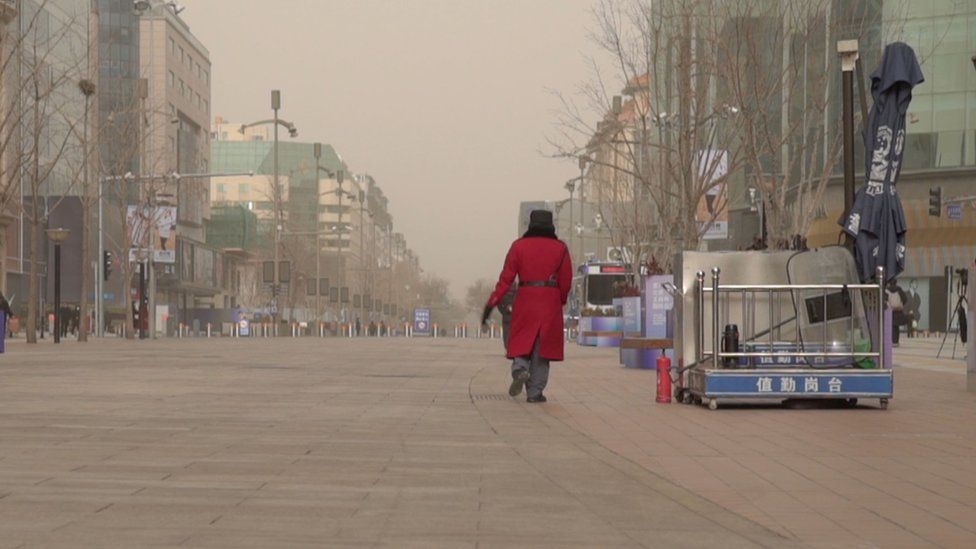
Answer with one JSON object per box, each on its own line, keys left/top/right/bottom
{"left": 511, "top": 338, "right": 550, "bottom": 398}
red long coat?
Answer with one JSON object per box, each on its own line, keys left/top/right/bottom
{"left": 487, "top": 236, "right": 573, "bottom": 361}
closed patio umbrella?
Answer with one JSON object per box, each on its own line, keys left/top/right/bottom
{"left": 840, "top": 42, "right": 923, "bottom": 282}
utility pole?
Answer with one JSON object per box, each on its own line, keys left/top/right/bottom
{"left": 838, "top": 40, "right": 859, "bottom": 251}
{"left": 335, "top": 170, "right": 347, "bottom": 317}
{"left": 271, "top": 90, "right": 281, "bottom": 332}
{"left": 577, "top": 156, "right": 587, "bottom": 262}
{"left": 358, "top": 188, "right": 366, "bottom": 321}
{"left": 313, "top": 143, "right": 323, "bottom": 325}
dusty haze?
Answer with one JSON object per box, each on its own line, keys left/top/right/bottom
{"left": 182, "top": 0, "right": 596, "bottom": 299}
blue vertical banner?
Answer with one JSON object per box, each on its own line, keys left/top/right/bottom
{"left": 413, "top": 308, "right": 431, "bottom": 336}
{"left": 644, "top": 275, "right": 674, "bottom": 339}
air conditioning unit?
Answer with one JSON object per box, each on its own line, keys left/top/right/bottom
{"left": 606, "top": 247, "right": 632, "bottom": 263}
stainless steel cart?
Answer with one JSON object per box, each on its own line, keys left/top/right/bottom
{"left": 681, "top": 264, "right": 893, "bottom": 410}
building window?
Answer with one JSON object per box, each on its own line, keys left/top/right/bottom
{"left": 216, "top": 183, "right": 226, "bottom": 193}
{"left": 203, "top": 99, "right": 209, "bottom": 113}
{"left": 169, "top": 37, "right": 175, "bottom": 55}
{"left": 179, "top": 46, "right": 184, "bottom": 64}
{"left": 168, "top": 70, "right": 174, "bottom": 87}
{"left": 238, "top": 183, "right": 249, "bottom": 194}
{"left": 179, "top": 79, "right": 185, "bottom": 97}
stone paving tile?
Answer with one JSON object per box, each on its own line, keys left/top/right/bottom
{"left": 540, "top": 336, "right": 976, "bottom": 548}
{"left": 0, "top": 338, "right": 792, "bottom": 548}
{"left": 3, "top": 336, "right": 973, "bottom": 547}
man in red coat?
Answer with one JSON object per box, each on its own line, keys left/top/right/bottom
{"left": 483, "top": 210, "right": 572, "bottom": 402}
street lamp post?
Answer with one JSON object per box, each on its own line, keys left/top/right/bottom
{"left": 564, "top": 178, "right": 577, "bottom": 260}
{"left": 358, "top": 189, "right": 367, "bottom": 321}
{"left": 272, "top": 90, "right": 281, "bottom": 330}
{"left": 577, "top": 156, "right": 588, "bottom": 261}
{"left": 313, "top": 143, "right": 324, "bottom": 325}
{"left": 46, "top": 228, "right": 70, "bottom": 344}
{"left": 334, "top": 170, "right": 349, "bottom": 311}
{"left": 239, "top": 91, "right": 298, "bottom": 332}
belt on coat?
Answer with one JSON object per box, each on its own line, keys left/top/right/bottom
{"left": 519, "top": 280, "right": 558, "bottom": 288}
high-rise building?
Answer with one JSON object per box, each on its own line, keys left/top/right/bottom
{"left": 134, "top": 0, "right": 212, "bottom": 334}
{"left": 210, "top": 125, "right": 406, "bottom": 323}
{"left": 2, "top": 0, "right": 94, "bottom": 314}
{"left": 808, "top": 0, "right": 976, "bottom": 332}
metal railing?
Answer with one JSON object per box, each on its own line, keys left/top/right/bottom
{"left": 696, "top": 265, "right": 886, "bottom": 369}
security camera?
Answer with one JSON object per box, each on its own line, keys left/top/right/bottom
{"left": 133, "top": 0, "right": 151, "bottom": 13}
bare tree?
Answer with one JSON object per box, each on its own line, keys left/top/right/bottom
{"left": 551, "top": 0, "right": 894, "bottom": 264}
{"left": 464, "top": 278, "right": 495, "bottom": 317}
{"left": 98, "top": 82, "right": 175, "bottom": 338}
{"left": 550, "top": 0, "right": 747, "bottom": 270}
{"left": 720, "top": 0, "right": 889, "bottom": 245}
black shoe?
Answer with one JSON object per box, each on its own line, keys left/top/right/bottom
{"left": 509, "top": 369, "right": 530, "bottom": 397}
{"left": 526, "top": 395, "right": 547, "bottom": 403}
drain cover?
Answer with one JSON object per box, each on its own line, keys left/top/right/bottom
{"left": 471, "top": 394, "right": 508, "bottom": 401}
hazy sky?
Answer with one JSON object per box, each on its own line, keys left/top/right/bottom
{"left": 183, "top": 0, "right": 598, "bottom": 298}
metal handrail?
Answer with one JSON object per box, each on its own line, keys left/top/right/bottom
{"left": 703, "top": 283, "right": 878, "bottom": 291}
{"left": 697, "top": 265, "right": 886, "bottom": 368}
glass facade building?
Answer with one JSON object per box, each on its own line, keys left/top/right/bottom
{"left": 98, "top": 0, "right": 141, "bottom": 177}
{"left": 886, "top": 0, "right": 976, "bottom": 170}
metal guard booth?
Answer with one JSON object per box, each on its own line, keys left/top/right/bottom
{"left": 674, "top": 250, "right": 893, "bottom": 410}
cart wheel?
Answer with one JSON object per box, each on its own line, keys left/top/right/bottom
{"left": 692, "top": 395, "right": 702, "bottom": 405}
{"left": 879, "top": 398, "right": 889, "bottom": 410}
{"left": 708, "top": 399, "right": 718, "bottom": 411}
{"left": 846, "top": 398, "right": 858, "bottom": 408}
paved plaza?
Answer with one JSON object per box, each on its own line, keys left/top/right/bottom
{"left": 0, "top": 336, "right": 974, "bottom": 548}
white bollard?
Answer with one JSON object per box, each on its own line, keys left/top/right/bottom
{"left": 207, "top": 323, "right": 212, "bottom": 338}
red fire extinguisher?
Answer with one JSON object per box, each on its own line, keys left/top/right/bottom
{"left": 656, "top": 354, "right": 672, "bottom": 403}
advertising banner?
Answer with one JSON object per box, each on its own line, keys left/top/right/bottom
{"left": 694, "top": 149, "right": 729, "bottom": 240}
{"left": 126, "top": 205, "right": 177, "bottom": 263}
{"left": 645, "top": 275, "right": 674, "bottom": 338}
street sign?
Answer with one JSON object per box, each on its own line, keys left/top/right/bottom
{"left": 413, "top": 308, "right": 431, "bottom": 336}
{"left": 947, "top": 203, "right": 962, "bottom": 220}
{"left": 239, "top": 319, "right": 250, "bottom": 336}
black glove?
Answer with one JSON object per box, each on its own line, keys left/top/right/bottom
{"left": 481, "top": 304, "right": 494, "bottom": 326}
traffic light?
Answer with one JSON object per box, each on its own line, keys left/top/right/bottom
{"left": 103, "top": 251, "right": 113, "bottom": 281}
{"left": 928, "top": 186, "right": 943, "bottom": 217}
